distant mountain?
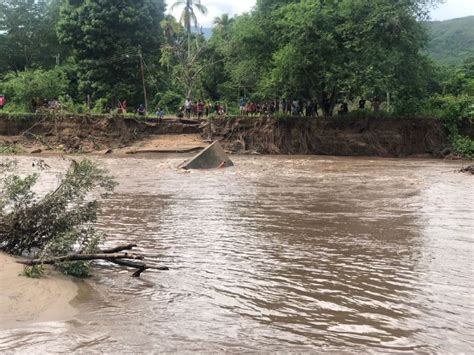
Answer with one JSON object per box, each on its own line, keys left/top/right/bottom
{"left": 426, "top": 16, "right": 474, "bottom": 66}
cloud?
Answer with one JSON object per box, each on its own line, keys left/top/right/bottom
{"left": 166, "top": 0, "right": 256, "bottom": 27}
{"left": 430, "top": 0, "right": 474, "bottom": 20}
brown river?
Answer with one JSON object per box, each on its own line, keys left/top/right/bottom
{"left": 1, "top": 155, "right": 473, "bottom": 352}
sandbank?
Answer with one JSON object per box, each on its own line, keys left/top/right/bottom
{"left": 0, "top": 252, "right": 78, "bottom": 329}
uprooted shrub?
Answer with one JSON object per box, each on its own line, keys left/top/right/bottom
{"left": 0, "top": 159, "right": 117, "bottom": 277}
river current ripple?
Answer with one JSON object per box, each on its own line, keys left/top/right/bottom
{"left": 1, "top": 155, "right": 473, "bottom": 352}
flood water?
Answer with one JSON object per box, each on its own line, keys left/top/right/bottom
{"left": 1, "top": 155, "right": 473, "bottom": 352}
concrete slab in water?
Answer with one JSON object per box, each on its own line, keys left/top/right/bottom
{"left": 179, "top": 141, "right": 234, "bottom": 170}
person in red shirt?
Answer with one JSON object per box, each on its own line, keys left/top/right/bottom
{"left": 197, "top": 100, "right": 205, "bottom": 118}
{"left": 117, "top": 100, "right": 127, "bottom": 114}
{"left": 250, "top": 102, "right": 257, "bottom": 116}
{"left": 0, "top": 95, "right": 5, "bottom": 109}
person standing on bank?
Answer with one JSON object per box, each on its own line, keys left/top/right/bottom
{"left": 184, "top": 97, "right": 192, "bottom": 118}
{"left": 239, "top": 98, "right": 246, "bottom": 115}
{"left": 372, "top": 97, "right": 381, "bottom": 112}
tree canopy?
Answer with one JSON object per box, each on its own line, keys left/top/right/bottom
{"left": 56, "top": 0, "right": 166, "bottom": 103}
{"left": 0, "top": 0, "right": 471, "bottom": 117}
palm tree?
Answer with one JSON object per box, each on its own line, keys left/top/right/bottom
{"left": 171, "top": 0, "right": 208, "bottom": 56}
{"left": 213, "top": 13, "right": 233, "bottom": 31}
{"left": 161, "top": 15, "right": 180, "bottom": 42}
{"left": 171, "top": 0, "right": 207, "bottom": 96}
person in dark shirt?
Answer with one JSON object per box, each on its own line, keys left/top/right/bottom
{"left": 338, "top": 102, "right": 349, "bottom": 115}
{"left": 137, "top": 104, "right": 145, "bottom": 116}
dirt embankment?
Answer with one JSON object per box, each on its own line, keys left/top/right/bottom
{"left": 0, "top": 113, "right": 449, "bottom": 157}
{"left": 205, "top": 117, "right": 447, "bottom": 157}
{"left": 0, "top": 113, "right": 202, "bottom": 153}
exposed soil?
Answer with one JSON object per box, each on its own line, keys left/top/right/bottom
{"left": 0, "top": 114, "right": 203, "bottom": 154}
{"left": 205, "top": 116, "right": 447, "bottom": 157}
{"left": 0, "top": 113, "right": 449, "bottom": 157}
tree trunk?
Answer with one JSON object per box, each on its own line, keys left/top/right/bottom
{"left": 16, "top": 244, "right": 169, "bottom": 277}
{"left": 17, "top": 253, "right": 144, "bottom": 266}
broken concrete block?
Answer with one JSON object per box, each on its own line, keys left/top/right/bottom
{"left": 179, "top": 141, "right": 234, "bottom": 170}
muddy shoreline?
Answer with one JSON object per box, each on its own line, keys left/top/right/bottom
{"left": 0, "top": 113, "right": 452, "bottom": 157}
{"left": 0, "top": 252, "right": 79, "bottom": 328}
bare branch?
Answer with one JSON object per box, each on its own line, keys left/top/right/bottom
{"left": 17, "top": 253, "right": 144, "bottom": 266}
{"left": 100, "top": 243, "right": 138, "bottom": 254}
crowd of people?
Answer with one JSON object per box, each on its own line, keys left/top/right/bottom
{"left": 238, "top": 96, "right": 384, "bottom": 117}
{"left": 177, "top": 98, "right": 227, "bottom": 119}
{"left": 23, "top": 95, "right": 382, "bottom": 118}
{"left": 140, "top": 95, "right": 384, "bottom": 120}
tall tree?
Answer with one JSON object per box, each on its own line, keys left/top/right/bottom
{"left": 0, "top": 0, "right": 67, "bottom": 73}
{"left": 223, "top": 0, "right": 440, "bottom": 115}
{"left": 171, "top": 0, "right": 207, "bottom": 56}
{"left": 57, "top": 0, "right": 166, "bottom": 106}
{"left": 213, "top": 13, "right": 233, "bottom": 31}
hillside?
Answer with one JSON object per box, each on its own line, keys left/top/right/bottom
{"left": 426, "top": 16, "right": 474, "bottom": 66}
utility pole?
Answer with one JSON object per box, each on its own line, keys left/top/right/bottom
{"left": 53, "top": 54, "right": 60, "bottom": 66}
{"left": 138, "top": 46, "right": 148, "bottom": 114}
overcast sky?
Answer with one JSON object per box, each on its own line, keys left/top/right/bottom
{"left": 167, "top": 0, "right": 474, "bottom": 27}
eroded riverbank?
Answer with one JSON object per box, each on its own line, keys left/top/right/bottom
{"left": 0, "top": 154, "right": 472, "bottom": 352}
{"left": 0, "top": 113, "right": 453, "bottom": 157}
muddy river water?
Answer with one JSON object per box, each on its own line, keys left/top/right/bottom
{"left": 1, "top": 155, "right": 473, "bottom": 352}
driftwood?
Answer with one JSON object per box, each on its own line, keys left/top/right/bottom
{"left": 16, "top": 243, "right": 169, "bottom": 277}
{"left": 17, "top": 253, "right": 144, "bottom": 266}
{"left": 107, "top": 259, "right": 169, "bottom": 277}
{"left": 100, "top": 243, "right": 137, "bottom": 254}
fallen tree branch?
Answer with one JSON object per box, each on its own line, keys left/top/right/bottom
{"left": 16, "top": 252, "right": 143, "bottom": 266}
{"left": 15, "top": 244, "right": 169, "bottom": 277}
{"left": 100, "top": 243, "right": 138, "bottom": 254}
{"left": 106, "top": 259, "right": 169, "bottom": 277}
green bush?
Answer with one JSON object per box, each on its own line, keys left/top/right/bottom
{"left": 424, "top": 95, "right": 474, "bottom": 158}
{"left": 92, "top": 98, "right": 109, "bottom": 113}
{"left": 56, "top": 261, "right": 91, "bottom": 278}
{"left": 0, "top": 68, "right": 69, "bottom": 112}
{"left": 0, "top": 159, "right": 117, "bottom": 277}
{"left": 155, "top": 90, "right": 182, "bottom": 113}
{"left": 393, "top": 97, "right": 427, "bottom": 117}
{"left": 426, "top": 94, "right": 472, "bottom": 123}
{"left": 452, "top": 134, "right": 474, "bottom": 159}
{"left": 20, "top": 265, "right": 45, "bottom": 278}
